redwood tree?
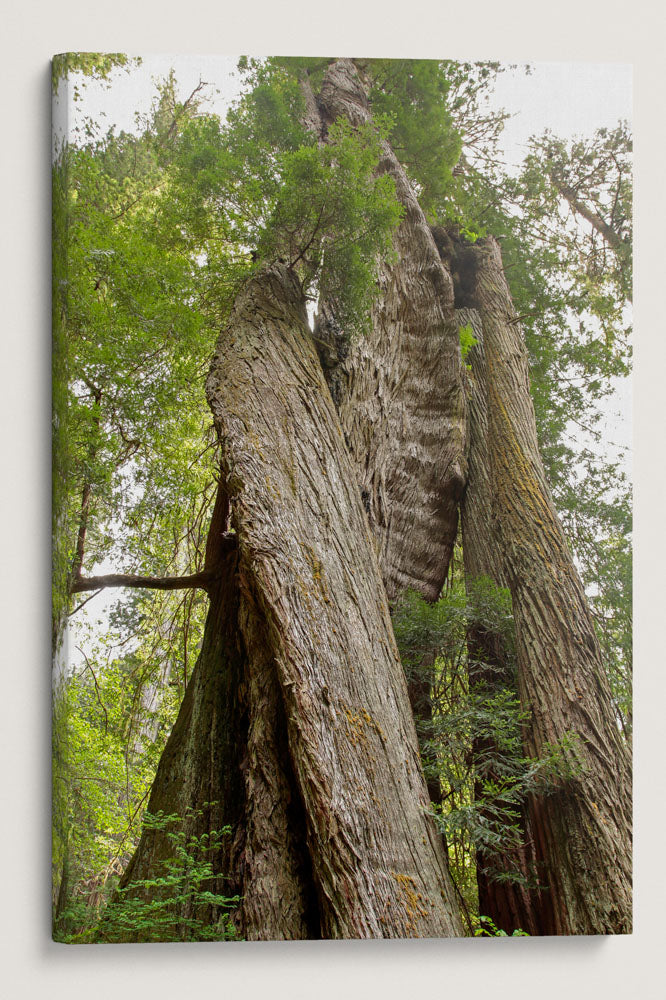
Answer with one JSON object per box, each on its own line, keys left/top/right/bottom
{"left": 121, "top": 263, "right": 464, "bottom": 939}
{"left": 54, "top": 55, "right": 632, "bottom": 940}
{"left": 457, "top": 236, "right": 632, "bottom": 933}
{"left": 458, "top": 304, "right": 545, "bottom": 935}
{"left": 311, "top": 60, "right": 467, "bottom": 816}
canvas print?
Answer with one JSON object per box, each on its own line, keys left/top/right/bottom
{"left": 51, "top": 54, "right": 632, "bottom": 941}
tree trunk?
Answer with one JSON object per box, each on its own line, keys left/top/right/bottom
{"left": 460, "top": 237, "right": 632, "bottom": 935}
{"left": 122, "top": 264, "right": 463, "bottom": 939}
{"left": 458, "top": 304, "right": 549, "bottom": 936}
{"left": 312, "top": 61, "right": 467, "bottom": 838}
{"left": 314, "top": 61, "right": 467, "bottom": 604}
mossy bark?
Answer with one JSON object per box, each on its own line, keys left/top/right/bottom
{"left": 460, "top": 238, "right": 632, "bottom": 935}
{"left": 312, "top": 62, "right": 467, "bottom": 831}
{"left": 458, "top": 305, "right": 549, "bottom": 936}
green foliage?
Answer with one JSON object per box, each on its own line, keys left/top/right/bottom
{"left": 52, "top": 577, "right": 211, "bottom": 933}
{"left": 52, "top": 53, "right": 137, "bottom": 101}
{"left": 474, "top": 915, "right": 530, "bottom": 937}
{"left": 365, "top": 60, "right": 461, "bottom": 211}
{"left": 52, "top": 149, "right": 71, "bottom": 646}
{"left": 164, "top": 62, "right": 403, "bottom": 337}
{"left": 557, "top": 461, "right": 632, "bottom": 732}
{"left": 392, "top": 580, "right": 585, "bottom": 917}
{"left": 513, "top": 124, "right": 632, "bottom": 301}
{"left": 52, "top": 677, "right": 72, "bottom": 918}
{"left": 53, "top": 654, "right": 180, "bottom": 909}
{"left": 56, "top": 74, "right": 222, "bottom": 605}
{"left": 494, "top": 125, "right": 632, "bottom": 476}
{"left": 55, "top": 809, "right": 239, "bottom": 943}
{"left": 256, "top": 115, "right": 403, "bottom": 334}
{"left": 458, "top": 323, "right": 478, "bottom": 366}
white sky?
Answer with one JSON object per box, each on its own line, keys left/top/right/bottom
{"left": 490, "top": 61, "right": 631, "bottom": 166}
{"left": 61, "top": 55, "right": 632, "bottom": 150}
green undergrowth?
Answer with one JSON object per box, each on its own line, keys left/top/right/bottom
{"left": 54, "top": 808, "right": 240, "bottom": 944}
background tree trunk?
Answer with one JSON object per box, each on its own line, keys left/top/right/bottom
{"left": 458, "top": 305, "right": 549, "bottom": 936}
{"left": 462, "top": 237, "right": 632, "bottom": 935}
{"left": 122, "top": 264, "right": 463, "bottom": 939}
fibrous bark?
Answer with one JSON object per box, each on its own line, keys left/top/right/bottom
{"left": 123, "top": 263, "right": 463, "bottom": 939}
{"left": 313, "top": 60, "right": 467, "bottom": 604}
{"left": 461, "top": 237, "right": 632, "bottom": 935}
{"left": 458, "top": 305, "right": 548, "bottom": 936}
{"left": 312, "top": 61, "right": 467, "bottom": 830}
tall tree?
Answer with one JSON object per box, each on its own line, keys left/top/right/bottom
{"left": 456, "top": 236, "right": 631, "bottom": 933}
{"left": 55, "top": 56, "right": 632, "bottom": 939}
{"left": 313, "top": 60, "right": 467, "bottom": 605}
{"left": 121, "top": 263, "right": 464, "bottom": 939}
{"left": 309, "top": 61, "right": 467, "bottom": 821}
{"left": 457, "top": 304, "right": 544, "bottom": 935}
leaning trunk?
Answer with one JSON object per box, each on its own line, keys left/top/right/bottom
{"left": 122, "top": 264, "right": 463, "bottom": 939}
{"left": 461, "top": 237, "right": 632, "bottom": 935}
{"left": 458, "top": 304, "right": 549, "bottom": 936}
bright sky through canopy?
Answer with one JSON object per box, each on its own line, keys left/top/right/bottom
{"left": 61, "top": 55, "right": 632, "bottom": 151}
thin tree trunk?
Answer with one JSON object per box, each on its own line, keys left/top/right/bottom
{"left": 461, "top": 237, "right": 632, "bottom": 935}
{"left": 122, "top": 264, "right": 463, "bottom": 939}
{"left": 550, "top": 172, "right": 627, "bottom": 256}
{"left": 458, "top": 305, "right": 548, "bottom": 936}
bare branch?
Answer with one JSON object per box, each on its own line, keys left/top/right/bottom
{"left": 69, "top": 557, "right": 234, "bottom": 595}
{"left": 550, "top": 172, "right": 626, "bottom": 255}
{"left": 68, "top": 589, "right": 103, "bottom": 618}
{"left": 77, "top": 646, "right": 109, "bottom": 734}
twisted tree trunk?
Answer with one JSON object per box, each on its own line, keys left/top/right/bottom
{"left": 122, "top": 264, "right": 463, "bottom": 939}
{"left": 312, "top": 61, "right": 467, "bottom": 829}
{"left": 460, "top": 237, "right": 632, "bottom": 935}
{"left": 314, "top": 61, "right": 467, "bottom": 604}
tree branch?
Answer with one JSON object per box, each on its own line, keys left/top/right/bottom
{"left": 68, "top": 588, "right": 103, "bottom": 618}
{"left": 77, "top": 645, "right": 108, "bottom": 734}
{"left": 71, "top": 568, "right": 220, "bottom": 594}
{"left": 550, "top": 172, "right": 625, "bottom": 254}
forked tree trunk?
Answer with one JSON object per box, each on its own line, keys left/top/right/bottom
{"left": 312, "top": 61, "right": 467, "bottom": 822}
{"left": 461, "top": 237, "right": 632, "bottom": 935}
{"left": 458, "top": 305, "right": 549, "bottom": 936}
{"left": 122, "top": 264, "right": 463, "bottom": 939}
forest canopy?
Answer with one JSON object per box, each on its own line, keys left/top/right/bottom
{"left": 52, "top": 54, "right": 632, "bottom": 942}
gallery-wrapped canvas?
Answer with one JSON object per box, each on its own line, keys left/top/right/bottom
{"left": 52, "top": 54, "right": 632, "bottom": 941}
